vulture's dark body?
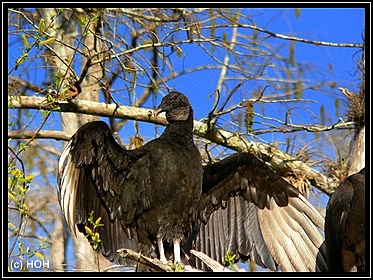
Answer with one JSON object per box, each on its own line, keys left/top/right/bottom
{"left": 325, "top": 168, "right": 365, "bottom": 272}
{"left": 129, "top": 116, "right": 202, "bottom": 256}
{"left": 58, "top": 91, "right": 327, "bottom": 271}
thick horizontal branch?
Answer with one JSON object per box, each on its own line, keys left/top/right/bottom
{"left": 8, "top": 95, "right": 167, "bottom": 125}
{"left": 8, "top": 95, "right": 337, "bottom": 194}
{"left": 8, "top": 130, "right": 71, "bottom": 141}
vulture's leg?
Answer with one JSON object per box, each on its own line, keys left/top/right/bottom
{"left": 157, "top": 238, "right": 167, "bottom": 263}
{"left": 173, "top": 238, "right": 181, "bottom": 263}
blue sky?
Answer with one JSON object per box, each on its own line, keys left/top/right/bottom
{"left": 7, "top": 7, "right": 366, "bottom": 272}
{"left": 187, "top": 8, "right": 364, "bottom": 119}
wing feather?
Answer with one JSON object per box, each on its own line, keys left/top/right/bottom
{"left": 259, "top": 198, "right": 312, "bottom": 271}
{"left": 57, "top": 121, "right": 141, "bottom": 264}
{"left": 195, "top": 152, "right": 327, "bottom": 271}
{"left": 194, "top": 196, "right": 277, "bottom": 271}
{"left": 58, "top": 140, "right": 79, "bottom": 235}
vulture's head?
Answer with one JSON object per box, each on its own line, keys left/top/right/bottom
{"left": 155, "top": 91, "right": 192, "bottom": 122}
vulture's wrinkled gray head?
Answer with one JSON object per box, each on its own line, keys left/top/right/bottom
{"left": 155, "top": 91, "right": 191, "bottom": 122}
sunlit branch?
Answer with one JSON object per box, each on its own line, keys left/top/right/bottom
{"left": 254, "top": 119, "right": 355, "bottom": 135}
{"left": 8, "top": 130, "right": 72, "bottom": 141}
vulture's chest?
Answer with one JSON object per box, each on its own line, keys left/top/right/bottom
{"left": 133, "top": 140, "right": 202, "bottom": 240}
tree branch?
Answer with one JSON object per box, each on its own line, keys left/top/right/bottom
{"left": 254, "top": 119, "right": 354, "bottom": 135}
{"left": 190, "top": 250, "right": 234, "bottom": 272}
{"left": 116, "top": 248, "right": 174, "bottom": 272}
{"left": 240, "top": 23, "right": 363, "bottom": 48}
{"left": 194, "top": 22, "right": 363, "bottom": 48}
{"left": 8, "top": 130, "right": 71, "bottom": 141}
{"left": 8, "top": 95, "right": 337, "bottom": 194}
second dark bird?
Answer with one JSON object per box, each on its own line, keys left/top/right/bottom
{"left": 325, "top": 168, "right": 365, "bottom": 272}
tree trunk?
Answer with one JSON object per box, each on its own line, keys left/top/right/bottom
{"left": 41, "top": 8, "right": 111, "bottom": 271}
{"left": 71, "top": 9, "right": 113, "bottom": 271}
{"left": 347, "top": 126, "right": 365, "bottom": 176}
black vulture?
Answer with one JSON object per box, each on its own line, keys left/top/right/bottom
{"left": 325, "top": 168, "right": 365, "bottom": 272}
{"left": 57, "top": 91, "right": 327, "bottom": 271}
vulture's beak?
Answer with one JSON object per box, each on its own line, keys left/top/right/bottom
{"left": 155, "top": 101, "right": 167, "bottom": 116}
{"left": 154, "top": 107, "right": 164, "bottom": 117}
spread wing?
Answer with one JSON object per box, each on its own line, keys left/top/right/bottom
{"left": 57, "top": 121, "right": 149, "bottom": 264}
{"left": 192, "top": 152, "right": 327, "bottom": 272}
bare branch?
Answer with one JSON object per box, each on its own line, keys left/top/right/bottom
{"left": 214, "top": 97, "right": 316, "bottom": 117}
{"left": 254, "top": 119, "right": 354, "bottom": 135}
{"left": 117, "top": 248, "right": 173, "bottom": 272}
{"left": 190, "top": 250, "right": 233, "bottom": 272}
{"left": 240, "top": 23, "right": 363, "bottom": 48}
{"left": 194, "top": 22, "right": 363, "bottom": 48}
{"left": 8, "top": 130, "right": 71, "bottom": 141}
{"left": 93, "top": 37, "right": 220, "bottom": 66}
{"left": 8, "top": 95, "right": 165, "bottom": 125}
{"left": 107, "top": 8, "right": 185, "bottom": 23}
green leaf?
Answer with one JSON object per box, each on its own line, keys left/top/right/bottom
{"left": 40, "top": 109, "right": 50, "bottom": 118}
{"left": 15, "top": 52, "right": 28, "bottom": 69}
{"left": 85, "top": 226, "right": 93, "bottom": 236}
{"left": 24, "top": 175, "right": 34, "bottom": 184}
{"left": 22, "top": 34, "right": 31, "bottom": 51}
{"left": 39, "top": 37, "right": 55, "bottom": 46}
{"left": 19, "top": 143, "right": 28, "bottom": 152}
{"left": 34, "top": 251, "right": 44, "bottom": 260}
{"left": 8, "top": 191, "right": 18, "bottom": 203}
{"left": 88, "top": 210, "right": 95, "bottom": 223}
{"left": 93, "top": 232, "right": 101, "bottom": 242}
{"left": 38, "top": 19, "right": 46, "bottom": 35}
{"left": 95, "top": 217, "right": 102, "bottom": 226}
{"left": 222, "top": 250, "right": 236, "bottom": 270}
{"left": 80, "top": 16, "right": 87, "bottom": 27}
